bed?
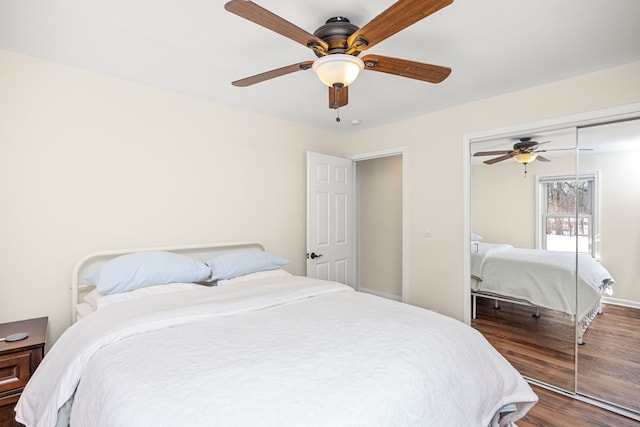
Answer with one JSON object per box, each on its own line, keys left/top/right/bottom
{"left": 470, "top": 242, "right": 614, "bottom": 344}
{"left": 16, "top": 242, "right": 537, "bottom": 427}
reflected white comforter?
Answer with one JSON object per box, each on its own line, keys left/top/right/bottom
{"left": 17, "top": 276, "right": 536, "bottom": 427}
{"left": 471, "top": 243, "right": 614, "bottom": 320}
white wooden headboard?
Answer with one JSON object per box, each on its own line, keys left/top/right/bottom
{"left": 71, "top": 241, "right": 265, "bottom": 322}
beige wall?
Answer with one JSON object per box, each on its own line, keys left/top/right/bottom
{"left": 0, "top": 49, "right": 345, "bottom": 343}
{"left": 471, "top": 148, "right": 640, "bottom": 304}
{"left": 2, "top": 46, "right": 640, "bottom": 344}
{"left": 471, "top": 154, "right": 576, "bottom": 248}
{"left": 343, "top": 61, "right": 640, "bottom": 320}
{"left": 357, "top": 155, "right": 402, "bottom": 299}
{"left": 581, "top": 149, "right": 640, "bottom": 304}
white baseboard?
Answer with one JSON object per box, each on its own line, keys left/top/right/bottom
{"left": 602, "top": 296, "right": 640, "bottom": 310}
{"left": 358, "top": 287, "right": 402, "bottom": 302}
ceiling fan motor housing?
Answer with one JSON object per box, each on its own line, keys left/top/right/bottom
{"left": 313, "top": 17, "right": 360, "bottom": 56}
{"left": 513, "top": 137, "right": 538, "bottom": 151}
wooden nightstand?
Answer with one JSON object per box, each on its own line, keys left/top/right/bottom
{"left": 0, "top": 317, "right": 47, "bottom": 427}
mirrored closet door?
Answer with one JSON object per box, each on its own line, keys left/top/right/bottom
{"left": 576, "top": 119, "right": 640, "bottom": 413}
{"left": 470, "top": 128, "right": 579, "bottom": 392}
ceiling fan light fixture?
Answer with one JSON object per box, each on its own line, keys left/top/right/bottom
{"left": 514, "top": 153, "right": 538, "bottom": 164}
{"left": 312, "top": 54, "right": 364, "bottom": 88}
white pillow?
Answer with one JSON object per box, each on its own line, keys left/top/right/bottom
{"left": 217, "top": 268, "right": 292, "bottom": 286}
{"left": 84, "top": 282, "right": 203, "bottom": 310}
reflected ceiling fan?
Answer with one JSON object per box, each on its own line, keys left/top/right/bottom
{"left": 473, "top": 137, "right": 551, "bottom": 176}
{"left": 474, "top": 137, "right": 552, "bottom": 165}
{"left": 224, "top": 0, "right": 453, "bottom": 116}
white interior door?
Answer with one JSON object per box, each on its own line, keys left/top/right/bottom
{"left": 306, "top": 152, "right": 355, "bottom": 286}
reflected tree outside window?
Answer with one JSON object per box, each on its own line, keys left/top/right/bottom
{"left": 540, "top": 175, "right": 597, "bottom": 256}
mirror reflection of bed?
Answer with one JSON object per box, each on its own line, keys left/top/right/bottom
{"left": 470, "top": 242, "right": 613, "bottom": 344}
{"left": 470, "top": 118, "right": 640, "bottom": 417}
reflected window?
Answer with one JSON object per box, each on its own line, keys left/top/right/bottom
{"left": 537, "top": 173, "right": 599, "bottom": 257}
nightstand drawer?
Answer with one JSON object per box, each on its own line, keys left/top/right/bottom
{"left": 0, "top": 391, "right": 23, "bottom": 427}
{"left": 0, "top": 317, "right": 46, "bottom": 427}
{"left": 0, "top": 351, "right": 31, "bottom": 394}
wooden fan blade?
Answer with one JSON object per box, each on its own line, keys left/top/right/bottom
{"left": 347, "top": 0, "right": 453, "bottom": 51}
{"left": 225, "top": 0, "right": 328, "bottom": 53}
{"left": 329, "top": 86, "right": 349, "bottom": 109}
{"left": 232, "top": 61, "right": 313, "bottom": 87}
{"left": 484, "top": 154, "right": 513, "bottom": 165}
{"left": 473, "top": 150, "right": 512, "bottom": 157}
{"left": 361, "top": 54, "right": 451, "bottom": 83}
{"left": 536, "top": 155, "right": 551, "bottom": 162}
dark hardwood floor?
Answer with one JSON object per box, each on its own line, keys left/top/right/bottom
{"left": 520, "top": 384, "right": 640, "bottom": 427}
{"left": 578, "top": 304, "right": 640, "bottom": 410}
{"left": 472, "top": 297, "right": 640, "bottom": 426}
{"left": 472, "top": 296, "right": 576, "bottom": 391}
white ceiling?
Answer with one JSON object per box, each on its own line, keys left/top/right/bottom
{"left": 1, "top": 0, "right": 639, "bottom": 133}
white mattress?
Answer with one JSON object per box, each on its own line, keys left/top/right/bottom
{"left": 17, "top": 275, "right": 537, "bottom": 427}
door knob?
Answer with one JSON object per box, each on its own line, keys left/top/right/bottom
{"left": 307, "top": 252, "right": 323, "bottom": 259}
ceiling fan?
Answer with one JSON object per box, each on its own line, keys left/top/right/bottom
{"left": 224, "top": 0, "right": 453, "bottom": 114}
{"left": 473, "top": 137, "right": 553, "bottom": 176}
{"left": 473, "top": 137, "right": 552, "bottom": 165}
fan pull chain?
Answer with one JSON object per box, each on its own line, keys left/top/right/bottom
{"left": 334, "top": 83, "right": 342, "bottom": 123}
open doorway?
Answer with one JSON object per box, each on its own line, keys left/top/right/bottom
{"left": 306, "top": 149, "right": 406, "bottom": 301}
{"left": 353, "top": 151, "right": 405, "bottom": 301}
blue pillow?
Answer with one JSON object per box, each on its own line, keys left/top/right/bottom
{"left": 206, "top": 249, "right": 289, "bottom": 281}
{"left": 471, "top": 232, "right": 483, "bottom": 242}
{"left": 85, "top": 251, "right": 212, "bottom": 295}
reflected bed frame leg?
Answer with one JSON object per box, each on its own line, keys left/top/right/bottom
{"left": 472, "top": 294, "right": 477, "bottom": 320}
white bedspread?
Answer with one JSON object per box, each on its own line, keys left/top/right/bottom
{"left": 16, "top": 276, "right": 536, "bottom": 427}
{"left": 471, "top": 243, "right": 614, "bottom": 320}
{"left": 470, "top": 243, "right": 513, "bottom": 281}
